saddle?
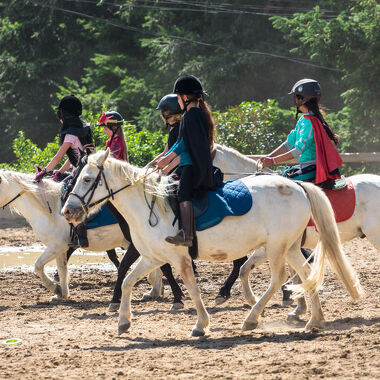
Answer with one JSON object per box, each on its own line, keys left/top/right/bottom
{"left": 308, "top": 177, "right": 355, "bottom": 227}
{"left": 168, "top": 180, "right": 253, "bottom": 231}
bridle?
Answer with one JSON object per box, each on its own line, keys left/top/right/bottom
{"left": 68, "top": 164, "right": 130, "bottom": 216}
{"left": 68, "top": 164, "right": 156, "bottom": 217}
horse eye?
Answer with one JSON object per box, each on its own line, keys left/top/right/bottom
{"left": 83, "top": 177, "right": 91, "bottom": 184}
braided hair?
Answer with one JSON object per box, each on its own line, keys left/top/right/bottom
{"left": 305, "top": 98, "right": 339, "bottom": 145}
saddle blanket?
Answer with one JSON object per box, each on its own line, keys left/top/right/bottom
{"left": 308, "top": 178, "right": 355, "bottom": 227}
{"left": 86, "top": 204, "right": 118, "bottom": 230}
{"left": 194, "top": 180, "right": 253, "bottom": 231}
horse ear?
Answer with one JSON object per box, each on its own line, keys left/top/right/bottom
{"left": 96, "top": 148, "right": 110, "bottom": 167}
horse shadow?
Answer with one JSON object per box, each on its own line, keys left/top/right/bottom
{"left": 84, "top": 315, "right": 380, "bottom": 352}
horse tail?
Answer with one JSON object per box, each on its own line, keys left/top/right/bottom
{"left": 297, "top": 182, "right": 364, "bottom": 300}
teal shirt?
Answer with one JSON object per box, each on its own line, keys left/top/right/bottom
{"left": 285, "top": 114, "right": 316, "bottom": 163}
{"left": 166, "top": 137, "right": 192, "bottom": 166}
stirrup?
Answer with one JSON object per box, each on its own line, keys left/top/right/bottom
{"left": 165, "top": 230, "right": 193, "bottom": 247}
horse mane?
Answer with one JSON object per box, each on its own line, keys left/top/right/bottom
{"left": 0, "top": 170, "right": 62, "bottom": 214}
{"left": 87, "top": 152, "right": 171, "bottom": 199}
{"left": 214, "top": 143, "right": 259, "bottom": 167}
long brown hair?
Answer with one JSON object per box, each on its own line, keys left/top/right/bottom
{"left": 305, "top": 98, "right": 339, "bottom": 145}
{"left": 184, "top": 94, "right": 217, "bottom": 150}
{"left": 110, "top": 125, "right": 129, "bottom": 161}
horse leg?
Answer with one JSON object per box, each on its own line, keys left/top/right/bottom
{"left": 282, "top": 248, "right": 313, "bottom": 306}
{"left": 160, "top": 263, "right": 185, "bottom": 310}
{"left": 142, "top": 268, "right": 164, "bottom": 301}
{"left": 242, "top": 244, "right": 288, "bottom": 330}
{"left": 106, "top": 249, "right": 120, "bottom": 269}
{"left": 215, "top": 256, "right": 248, "bottom": 306}
{"left": 175, "top": 255, "right": 209, "bottom": 337}
{"left": 108, "top": 243, "right": 140, "bottom": 312}
{"left": 285, "top": 245, "right": 325, "bottom": 330}
{"left": 54, "top": 247, "right": 75, "bottom": 282}
{"left": 34, "top": 246, "right": 64, "bottom": 297}
{"left": 118, "top": 256, "right": 162, "bottom": 335}
{"left": 54, "top": 252, "right": 69, "bottom": 300}
{"left": 239, "top": 247, "right": 267, "bottom": 307}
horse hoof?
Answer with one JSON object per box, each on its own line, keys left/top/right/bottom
{"left": 141, "top": 293, "right": 157, "bottom": 301}
{"left": 305, "top": 319, "right": 325, "bottom": 332}
{"left": 287, "top": 313, "right": 301, "bottom": 323}
{"left": 118, "top": 322, "right": 131, "bottom": 335}
{"left": 215, "top": 295, "right": 229, "bottom": 306}
{"left": 108, "top": 303, "right": 120, "bottom": 313}
{"left": 282, "top": 299, "right": 294, "bottom": 307}
{"left": 54, "top": 285, "right": 63, "bottom": 298}
{"left": 170, "top": 302, "right": 184, "bottom": 311}
{"left": 191, "top": 328, "right": 205, "bottom": 337}
{"left": 242, "top": 320, "right": 258, "bottom": 331}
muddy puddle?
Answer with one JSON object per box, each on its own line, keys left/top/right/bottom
{"left": 0, "top": 245, "right": 124, "bottom": 272}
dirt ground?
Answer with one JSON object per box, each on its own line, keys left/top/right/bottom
{"left": 0, "top": 224, "right": 379, "bottom": 379}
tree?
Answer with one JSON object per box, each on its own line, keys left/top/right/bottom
{"left": 271, "top": 0, "right": 380, "bottom": 155}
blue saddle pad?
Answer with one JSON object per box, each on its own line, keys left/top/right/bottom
{"left": 86, "top": 204, "right": 118, "bottom": 230}
{"left": 193, "top": 180, "right": 252, "bottom": 231}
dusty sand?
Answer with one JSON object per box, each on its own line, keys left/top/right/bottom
{"left": 0, "top": 225, "right": 379, "bottom": 379}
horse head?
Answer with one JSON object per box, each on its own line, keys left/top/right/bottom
{"left": 62, "top": 149, "right": 111, "bottom": 223}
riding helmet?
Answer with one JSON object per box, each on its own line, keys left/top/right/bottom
{"left": 289, "top": 79, "right": 322, "bottom": 103}
{"left": 156, "top": 94, "right": 182, "bottom": 115}
{"left": 58, "top": 95, "right": 82, "bottom": 116}
{"left": 97, "top": 111, "right": 124, "bottom": 126}
{"left": 173, "top": 74, "right": 204, "bottom": 95}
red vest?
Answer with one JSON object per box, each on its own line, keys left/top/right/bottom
{"left": 304, "top": 114, "right": 343, "bottom": 185}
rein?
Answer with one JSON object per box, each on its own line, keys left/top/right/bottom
{"left": 1, "top": 190, "right": 26, "bottom": 209}
{"left": 69, "top": 164, "right": 157, "bottom": 216}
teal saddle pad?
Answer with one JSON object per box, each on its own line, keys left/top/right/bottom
{"left": 86, "top": 204, "right": 118, "bottom": 229}
{"left": 193, "top": 180, "right": 252, "bottom": 231}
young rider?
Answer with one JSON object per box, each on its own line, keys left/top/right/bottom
{"left": 97, "top": 111, "right": 128, "bottom": 161}
{"left": 260, "top": 79, "right": 343, "bottom": 189}
{"left": 156, "top": 75, "right": 221, "bottom": 247}
{"left": 34, "top": 95, "right": 93, "bottom": 248}
{"left": 148, "top": 94, "right": 182, "bottom": 175}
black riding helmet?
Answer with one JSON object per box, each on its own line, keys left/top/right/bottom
{"left": 289, "top": 79, "right": 322, "bottom": 106}
{"left": 57, "top": 95, "right": 82, "bottom": 118}
{"left": 97, "top": 111, "right": 124, "bottom": 127}
{"left": 173, "top": 74, "right": 205, "bottom": 96}
{"left": 156, "top": 94, "right": 182, "bottom": 115}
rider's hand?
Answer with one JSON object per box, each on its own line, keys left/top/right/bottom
{"left": 260, "top": 156, "right": 276, "bottom": 168}
{"left": 51, "top": 170, "right": 61, "bottom": 182}
{"left": 34, "top": 168, "right": 47, "bottom": 182}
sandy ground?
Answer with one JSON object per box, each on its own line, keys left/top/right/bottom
{"left": 0, "top": 224, "right": 379, "bottom": 379}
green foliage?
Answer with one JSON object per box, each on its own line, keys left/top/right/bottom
{"left": 2, "top": 123, "right": 167, "bottom": 172}
{"left": 0, "top": 131, "right": 62, "bottom": 172}
{"left": 271, "top": 1, "right": 380, "bottom": 154}
{"left": 215, "top": 100, "right": 293, "bottom": 154}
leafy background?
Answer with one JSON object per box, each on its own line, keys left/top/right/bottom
{"left": 0, "top": 0, "right": 378, "bottom": 173}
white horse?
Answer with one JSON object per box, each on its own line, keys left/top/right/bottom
{"left": 62, "top": 150, "right": 363, "bottom": 337}
{"left": 0, "top": 170, "right": 130, "bottom": 299}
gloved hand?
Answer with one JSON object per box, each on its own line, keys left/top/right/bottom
{"left": 34, "top": 166, "right": 46, "bottom": 183}
{"left": 51, "top": 170, "right": 61, "bottom": 182}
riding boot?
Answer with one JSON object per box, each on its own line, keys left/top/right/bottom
{"left": 76, "top": 223, "right": 89, "bottom": 248}
{"left": 165, "top": 201, "right": 193, "bottom": 247}
{"left": 68, "top": 223, "right": 89, "bottom": 248}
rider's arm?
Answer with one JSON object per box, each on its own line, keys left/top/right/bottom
{"left": 147, "top": 144, "right": 169, "bottom": 167}
{"left": 162, "top": 155, "right": 180, "bottom": 175}
{"left": 57, "top": 159, "right": 71, "bottom": 174}
{"left": 45, "top": 142, "right": 72, "bottom": 172}
{"left": 268, "top": 142, "right": 290, "bottom": 157}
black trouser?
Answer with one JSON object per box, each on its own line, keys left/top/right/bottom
{"left": 177, "top": 165, "right": 193, "bottom": 203}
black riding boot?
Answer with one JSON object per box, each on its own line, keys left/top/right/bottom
{"left": 68, "top": 223, "right": 89, "bottom": 248}
{"left": 165, "top": 201, "right": 193, "bottom": 247}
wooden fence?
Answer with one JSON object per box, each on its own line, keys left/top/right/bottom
{"left": 247, "top": 152, "right": 380, "bottom": 164}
